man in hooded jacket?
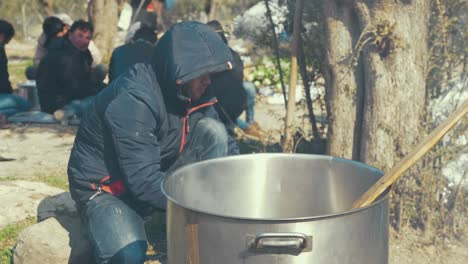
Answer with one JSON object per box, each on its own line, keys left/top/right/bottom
{"left": 68, "top": 21, "right": 239, "bottom": 263}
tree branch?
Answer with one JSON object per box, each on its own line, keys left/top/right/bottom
{"left": 353, "top": 1, "right": 371, "bottom": 30}
{"left": 264, "top": 0, "right": 288, "bottom": 109}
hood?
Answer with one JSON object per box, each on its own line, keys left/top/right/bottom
{"left": 151, "top": 21, "right": 233, "bottom": 108}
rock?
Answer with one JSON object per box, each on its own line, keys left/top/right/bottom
{"left": 0, "top": 181, "right": 64, "bottom": 228}
{"left": 13, "top": 191, "right": 93, "bottom": 264}
{"left": 13, "top": 217, "right": 92, "bottom": 264}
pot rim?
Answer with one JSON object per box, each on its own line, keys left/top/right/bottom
{"left": 162, "top": 153, "right": 390, "bottom": 221}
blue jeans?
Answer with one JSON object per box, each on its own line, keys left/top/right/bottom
{"left": 83, "top": 117, "right": 228, "bottom": 264}
{"left": 236, "top": 81, "right": 256, "bottom": 129}
{"left": 84, "top": 194, "right": 148, "bottom": 264}
{"left": 0, "top": 94, "right": 30, "bottom": 116}
{"left": 62, "top": 96, "right": 95, "bottom": 118}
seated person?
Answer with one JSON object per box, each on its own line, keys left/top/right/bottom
{"left": 28, "top": 14, "right": 105, "bottom": 82}
{"left": 109, "top": 25, "right": 157, "bottom": 82}
{"left": 207, "top": 20, "right": 264, "bottom": 138}
{"left": 33, "top": 16, "right": 69, "bottom": 66}
{"left": 36, "top": 20, "right": 102, "bottom": 120}
{"left": 34, "top": 14, "right": 103, "bottom": 67}
{"left": 0, "top": 20, "right": 30, "bottom": 117}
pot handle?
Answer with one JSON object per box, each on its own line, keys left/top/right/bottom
{"left": 248, "top": 232, "right": 312, "bottom": 251}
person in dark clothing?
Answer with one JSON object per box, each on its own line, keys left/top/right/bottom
{"left": 24, "top": 16, "right": 69, "bottom": 82}
{"left": 207, "top": 20, "right": 264, "bottom": 138}
{"left": 0, "top": 20, "right": 15, "bottom": 95}
{"left": 206, "top": 21, "right": 246, "bottom": 129}
{"left": 42, "top": 16, "right": 68, "bottom": 47}
{"left": 0, "top": 20, "right": 30, "bottom": 117}
{"left": 109, "top": 25, "right": 157, "bottom": 82}
{"left": 36, "top": 19, "right": 102, "bottom": 118}
{"left": 68, "top": 21, "right": 239, "bottom": 263}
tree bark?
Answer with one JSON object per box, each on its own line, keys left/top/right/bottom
{"left": 88, "top": 0, "right": 119, "bottom": 62}
{"left": 357, "top": 1, "right": 429, "bottom": 171}
{"left": 322, "top": 1, "right": 360, "bottom": 159}
{"left": 323, "top": 0, "right": 429, "bottom": 171}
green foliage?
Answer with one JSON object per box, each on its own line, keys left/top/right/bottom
{"left": 247, "top": 57, "right": 291, "bottom": 92}
{"left": 0, "top": 217, "right": 36, "bottom": 264}
{"left": 33, "top": 173, "right": 69, "bottom": 190}
{"left": 7, "top": 59, "right": 33, "bottom": 90}
{"left": 0, "top": 176, "right": 19, "bottom": 182}
{"left": 0, "top": 174, "right": 68, "bottom": 191}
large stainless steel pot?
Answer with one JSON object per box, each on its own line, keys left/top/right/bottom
{"left": 162, "top": 154, "right": 389, "bottom": 264}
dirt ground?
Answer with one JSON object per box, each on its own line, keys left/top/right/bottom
{"left": 0, "top": 125, "right": 76, "bottom": 178}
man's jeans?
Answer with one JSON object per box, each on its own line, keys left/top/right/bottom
{"left": 236, "top": 81, "right": 256, "bottom": 129}
{"left": 0, "top": 94, "right": 30, "bottom": 116}
{"left": 83, "top": 117, "right": 229, "bottom": 264}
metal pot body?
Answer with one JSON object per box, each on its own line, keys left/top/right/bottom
{"left": 163, "top": 154, "right": 389, "bottom": 264}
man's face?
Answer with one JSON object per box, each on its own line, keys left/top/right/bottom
{"left": 182, "top": 74, "right": 211, "bottom": 101}
{"left": 68, "top": 28, "right": 92, "bottom": 51}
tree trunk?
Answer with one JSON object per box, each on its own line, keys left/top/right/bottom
{"left": 357, "top": 1, "right": 429, "bottom": 171}
{"left": 207, "top": 0, "right": 219, "bottom": 21}
{"left": 323, "top": 0, "right": 429, "bottom": 171}
{"left": 322, "top": 1, "right": 361, "bottom": 159}
{"left": 88, "top": 0, "right": 119, "bottom": 63}
{"left": 21, "top": 3, "right": 28, "bottom": 39}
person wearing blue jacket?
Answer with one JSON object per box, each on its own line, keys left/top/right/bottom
{"left": 108, "top": 24, "right": 157, "bottom": 82}
{"left": 67, "top": 21, "right": 239, "bottom": 263}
